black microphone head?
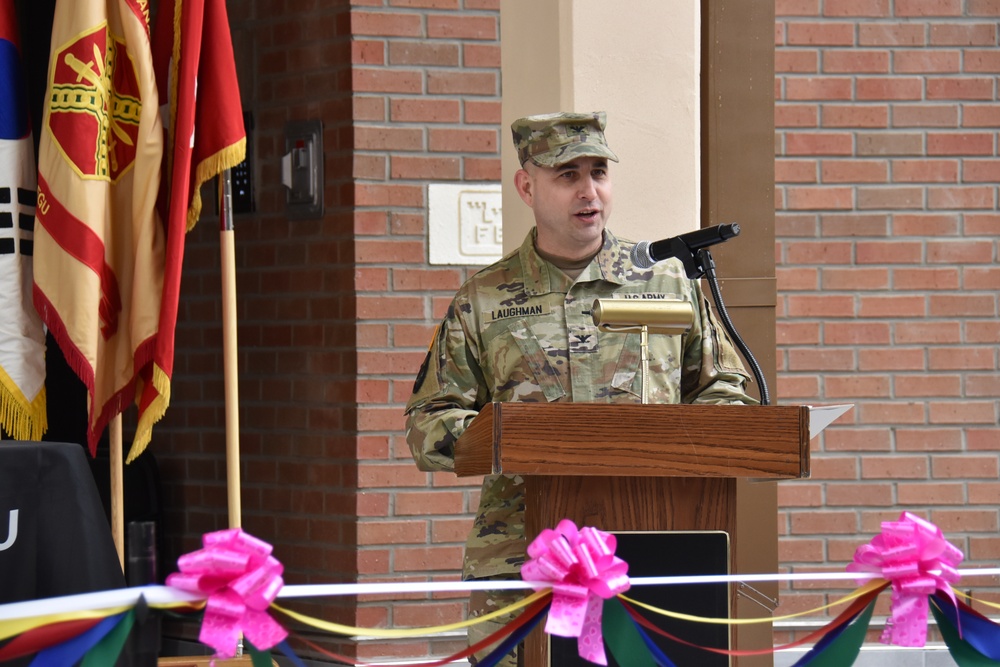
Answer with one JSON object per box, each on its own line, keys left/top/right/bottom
{"left": 720, "top": 223, "right": 740, "bottom": 240}
{"left": 630, "top": 240, "right": 655, "bottom": 269}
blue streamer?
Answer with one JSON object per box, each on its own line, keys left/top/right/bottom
{"left": 29, "top": 613, "right": 126, "bottom": 667}
{"left": 476, "top": 602, "right": 551, "bottom": 667}
{"left": 933, "top": 593, "right": 1000, "bottom": 661}
{"left": 630, "top": 620, "right": 679, "bottom": 667}
{"left": 275, "top": 639, "right": 311, "bottom": 667}
{"left": 790, "top": 606, "right": 866, "bottom": 667}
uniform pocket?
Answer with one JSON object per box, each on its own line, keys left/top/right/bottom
{"left": 506, "top": 319, "right": 567, "bottom": 402}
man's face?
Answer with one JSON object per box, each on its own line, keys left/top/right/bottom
{"left": 514, "top": 156, "right": 613, "bottom": 261}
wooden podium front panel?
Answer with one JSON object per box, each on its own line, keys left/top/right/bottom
{"left": 524, "top": 475, "right": 737, "bottom": 667}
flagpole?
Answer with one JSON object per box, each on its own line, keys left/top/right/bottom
{"left": 220, "top": 170, "right": 241, "bottom": 530}
{"left": 110, "top": 415, "right": 125, "bottom": 570}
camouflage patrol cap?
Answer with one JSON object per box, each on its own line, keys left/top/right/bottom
{"left": 511, "top": 111, "right": 619, "bottom": 168}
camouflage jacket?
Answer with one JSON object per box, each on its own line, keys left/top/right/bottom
{"left": 404, "top": 229, "right": 756, "bottom": 580}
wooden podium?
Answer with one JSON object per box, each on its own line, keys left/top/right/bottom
{"left": 454, "top": 402, "right": 816, "bottom": 667}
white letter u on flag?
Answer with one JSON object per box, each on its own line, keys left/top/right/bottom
{"left": 0, "top": 510, "right": 18, "bottom": 551}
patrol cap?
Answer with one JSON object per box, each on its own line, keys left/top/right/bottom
{"left": 511, "top": 111, "right": 619, "bottom": 168}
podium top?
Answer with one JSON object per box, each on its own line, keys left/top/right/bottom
{"left": 454, "top": 403, "right": 830, "bottom": 479}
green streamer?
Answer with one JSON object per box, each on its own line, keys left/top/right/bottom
{"left": 931, "top": 603, "right": 1000, "bottom": 666}
{"left": 81, "top": 609, "right": 135, "bottom": 667}
{"left": 246, "top": 638, "right": 275, "bottom": 667}
{"left": 795, "top": 600, "right": 875, "bottom": 667}
{"left": 603, "top": 598, "right": 657, "bottom": 667}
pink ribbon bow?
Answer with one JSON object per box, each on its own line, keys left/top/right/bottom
{"left": 521, "top": 519, "right": 630, "bottom": 665}
{"left": 847, "top": 511, "right": 963, "bottom": 647}
{"left": 166, "top": 528, "right": 287, "bottom": 656}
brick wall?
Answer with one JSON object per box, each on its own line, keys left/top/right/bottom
{"left": 774, "top": 0, "right": 1000, "bottom": 618}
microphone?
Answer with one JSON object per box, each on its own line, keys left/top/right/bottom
{"left": 631, "top": 223, "right": 741, "bottom": 269}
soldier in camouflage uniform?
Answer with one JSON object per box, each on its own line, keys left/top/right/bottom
{"left": 405, "top": 111, "right": 757, "bottom": 666}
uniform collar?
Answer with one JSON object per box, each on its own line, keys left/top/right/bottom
{"left": 518, "top": 228, "right": 630, "bottom": 295}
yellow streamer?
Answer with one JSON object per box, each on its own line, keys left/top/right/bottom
{"left": 0, "top": 599, "right": 204, "bottom": 642}
{"left": 271, "top": 589, "right": 551, "bottom": 638}
{"left": 619, "top": 579, "right": 888, "bottom": 626}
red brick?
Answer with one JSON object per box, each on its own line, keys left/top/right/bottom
{"left": 789, "top": 510, "right": 858, "bottom": 534}
{"left": 893, "top": 49, "right": 961, "bottom": 73}
{"left": 827, "top": 483, "right": 893, "bottom": 505}
{"left": 353, "top": 39, "right": 386, "bottom": 65}
{"left": 778, "top": 538, "right": 825, "bottom": 562}
{"left": 930, "top": 294, "right": 996, "bottom": 317}
{"left": 464, "top": 100, "right": 501, "bottom": 124}
{"left": 824, "top": 0, "right": 889, "bottom": 15}
{"left": 786, "top": 186, "right": 854, "bottom": 209}
{"left": 857, "top": 401, "right": 926, "bottom": 424}
{"left": 892, "top": 104, "right": 959, "bottom": 127}
{"left": 822, "top": 266, "right": 889, "bottom": 290}
{"left": 895, "top": 374, "right": 963, "bottom": 397}
{"left": 824, "top": 321, "right": 890, "bottom": 344}
{"left": 822, "top": 105, "right": 889, "bottom": 127}
{"left": 933, "top": 455, "right": 1000, "bottom": 478}
{"left": 355, "top": 267, "right": 389, "bottom": 291}
{"left": 824, "top": 428, "right": 892, "bottom": 451}
{"left": 777, "top": 375, "right": 820, "bottom": 398}
{"left": 966, "top": 49, "right": 1000, "bottom": 72}
{"left": 464, "top": 157, "right": 501, "bottom": 181}
{"left": 392, "top": 268, "right": 464, "bottom": 291}
{"left": 820, "top": 213, "right": 889, "bottom": 235}
{"left": 354, "top": 95, "right": 387, "bottom": 121}
{"left": 969, "top": 428, "right": 1000, "bottom": 450}
{"left": 776, "top": 104, "right": 820, "bottom": 126}
{"left": 776, "top": 0, "right": 821, "bottom": 15}
{"left": 969, "top": 482, "right": 1000, "bottom": 505}
{"left": 893, "top": 213, "right": 960, "bottom": 235}
{"left": 390, "top": 98, "right": 461, "bottom": 123}
{"left": 930, "top": 401, "right": 997, "bottom": 424}
{"left": 928, "top": 77, "right": 996, "bottom": 100}
{"left": 894, "top": 322, "right": 961, "bottom": 344}
{"left": 859, "top": 23, "right": 925, "bottom": 46}
{"left": 776, "top": 51, "right": 819, "bottom": 73}
{"left": 395, "top": 546, "right": 464, "bottom": 571}
{"left": 787, "top": 348, "right": 855, "bottom": 370}
{"left": 463, "top": 43, "right": 501, "bottom": 68}
{"left": 786, "top": 22, "right": 856, "bottom": 45}
{"left": 930, "top": 509, "right": 998, "bottom": 533}
{"left": 964, "top": 159, "right": 1000, "bottom": 182}
{"left": 391, "top": 156, "right": 461, "bottom": 180}
{"left": 966, "top": 213, "right": 1000, "bottom": 234}
{"left": 358, "top": 520, "right": 428, "bottom": 546}
{"left": 930, "top": 23, "right": 997, "bottom": 46}
{"left": 892, "top": 159, "right": 958, "bottom": 182}
{"left": 858, "top": 347, "right": 926, "bottom": 371}
{"left": 929, "top": 347, "right": 996, "bottom": 370}
{"left": 825, "top": 50, "right": 890, "bottom": 73}
{"left": 893, "top": 267, "right": 960, "bottom": 290}
{"left": 428, "top": 128, "right": 497, "bottom": 153}
{"left": 895, "top": 0, "right": 962, "bottom": 15}
{"left": 968, "top": 0, "right": 1000, "bottom": 14}
{"left": 427, "top": 71, "right": 497, "bottom": 95}
{"left": 862, "top": 455, "right": 928, "bottom": 478}
{"left": 963, "top": 104, "right": 1000, "bottom": 127}
{"left": 965, "top": 267, "right": 1000, "bottom": 290}
{"left": 776, "top": 322, "right": 822, "bottom": 344}
{"left": 777, "top": 266, "right": 820, "bottom": 289}
{"left": 390, "top": 0, "right": 461, "bottom": 9}
{"left": 352, "top": 12, "right": 424, "bottom": 37}
{"left": 785, "top": 240, "right": 853, "bottom": 263}
{"left": 967, "top": 375, "right": 1000, "bottom": 398}
{"left": 353, "top": 69, "right": 423, "bottom": 93}
{"left": 927, "top": 132, "right": 995, "bottom": 156}
{"left": 857, "top": 132, "right": 923, "bottom": 155}
{"left": 427, "top": 15, "right": 497, "bottom": 40}
{"left": 896, "top": 428, "right": 963, "bottom": 450}
{"left": 776, "top": 159, "right": 818, "bottom": 182}
{"left": 395, "top": 491, "right": 466, "bottom": 515}
{"left": 785, "top": 77, "right": 854, "bottom": 100}
{"left": 355, "top": 154, "right": 388, "bottom": 180}
{"left": 898, "top": 483, "right": 965, "bottom": 505}
{"left": 856, "top": 77, "right": 923, "bottom": 100}
{"left": 857, "top": 186, "right": 924, "bottom": 209}
{"left": 357, "top": 296, "right": 425, "bottom": 320}
{"left": 928, "top": 240, "right": 994, "bottom": 263}
{"left": 786, "top": 132, "right": 855, "bottom": 155}
{"left": 388, "top": 41, "right": 460, "bottom": 66}
{"left": 390, "top": 212, "right": 426, "bottom": 235}
{"left": 855, "top": 241, "right": 922, "bottom": 264}
{"left": 858, "top": 294, "right": 926, "bottom": 317}
{"left": 785, "top": 295, "right": 856, "bottom": 318}
{"left": 822, "top": 160, "right": 887, "bottom": 182}
{"left": 354, "top": 183, "right": 424, "bottom": 207}
{"left": 825, "top": 375, "right": 891, "bottom": 398}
